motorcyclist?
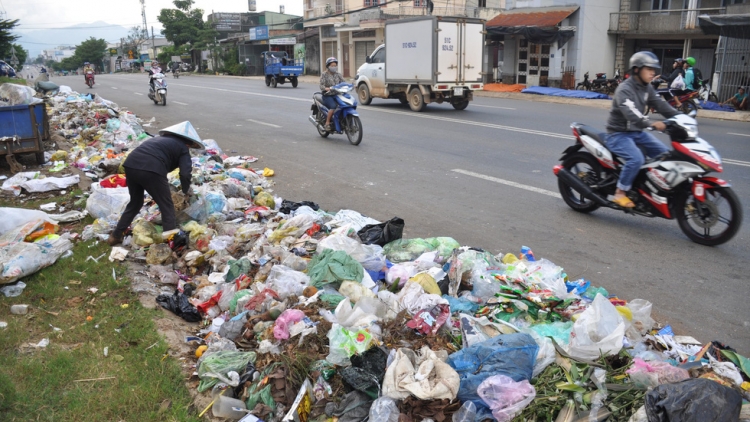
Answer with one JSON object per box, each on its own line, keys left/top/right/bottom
{"left": 605, "top": 51, "right": 680, "bottom": 208}
{"left": 148, "top": 61, "right": 163, "bottom": 91}
{"left": 659, "top": 58, "right": 685, "bottom": 107}
{"left": 83, "top": 62, "right": 94, "bottom": 84}
{"left": 683, "top": 57, "right": 697, "bottom": 91}
{"left": 319, "top": 57, "right": 345, "bottom": 131}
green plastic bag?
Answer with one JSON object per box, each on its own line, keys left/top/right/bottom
{"left": 229, "top": 290, "right": 254, "bottom": 314}
{"left": 197, "top": 351, "right": 256, "bottom": 392}
{"left": 383, "top": 238, "right": 434, "bottom": 263}
{"left": 226, "top": 257, "right": 252, "bottom": 283}
{"left": 246, "top": 384, "right": 275, "bottom": 413}
{"left": 307, "top": 249, "right": 364, "bottom": 289}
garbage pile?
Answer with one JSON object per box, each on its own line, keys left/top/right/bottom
{"left": 4, "top": 86, "right": 750, "bottom": 422}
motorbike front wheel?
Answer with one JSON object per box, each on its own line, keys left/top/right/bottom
{"left": 558, "top": 152, "right": 605, "bottom": 213}
{"left": 681, "top": 101, "right": 697, "bottom": 115}
{"left": 317, "top": 111, "right": 329, "bottom": 138}
{"left": 161, "top": 93, "right": 167, "bottom": 106}
{"left": 675, "top": 187, "right": 742, "bottom": 246}
{"left": 345, "top": 115, "right": 363, "bottom": 145}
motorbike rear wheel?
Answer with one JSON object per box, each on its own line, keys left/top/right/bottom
{"left": 558, "top": 152, "right": 605, "bottom": 213}
{"left": 675, "top": 187, "right": 742, "bottom": 246}
{"left": 291, "top": 77, "right": 298, "bottom": 88}
{"left": 681, "top": 101, "right": 697, "bottom": 115}
{"left": 344, "top": 115, "right": 363, "bottom": 145}
{"left": 271, "top": 77, "right": 278, "bottom": 88}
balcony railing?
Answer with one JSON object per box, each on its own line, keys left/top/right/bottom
{"left": 359, "top": 6, "right": 504, "bottom": 22}
{"left": 305, "top": 4, "right": 347, "bottom": 20}
{"left": 608, "top": 8, "right": 725, "bottom": 34}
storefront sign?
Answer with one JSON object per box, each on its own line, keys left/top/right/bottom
{"left": 249, "top": 25, "right": 269, "bottom": 41}
{"left": 271, "top": 37, "right": 297, "bottom": 45}
{"left": 213, "top": 13, "right": 242, "bottom": 31}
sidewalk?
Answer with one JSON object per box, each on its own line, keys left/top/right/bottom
{"left": 186, "top": 73, "right": 750, "bottom": 122}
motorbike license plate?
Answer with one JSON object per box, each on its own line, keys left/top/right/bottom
{"left": 454, "top": 87, "right": 464, "bottom": 96}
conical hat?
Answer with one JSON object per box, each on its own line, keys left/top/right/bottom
{"left": 159, "top": 121, "right": 205, "bottom": 149}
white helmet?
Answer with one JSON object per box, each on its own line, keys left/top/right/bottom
{"left": 159, "top": 121, "right": 205, "bottom": 149}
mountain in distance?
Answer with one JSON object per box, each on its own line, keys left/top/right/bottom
{"left": 17, "top": 21, "right": 133, "bottom": 56}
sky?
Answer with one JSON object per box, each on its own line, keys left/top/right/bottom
{"left": 3, "top": 0, "right": 304, "bottom": 35}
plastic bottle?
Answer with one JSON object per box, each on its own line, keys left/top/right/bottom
{"left": 212, "top": 395, "right": 247, "bottom": 419}
{"left": 453, "top": 401, "right": 476, "bottom": 422}
{"left": 10, "top": 304, "right": 29, "bottom": 315}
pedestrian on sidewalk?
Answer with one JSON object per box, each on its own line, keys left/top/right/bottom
{"left": 722, "top": 87, "right": 748, "bottom": 111}
{"left": 107, "top": 121, "right": 205, "bottom": 246}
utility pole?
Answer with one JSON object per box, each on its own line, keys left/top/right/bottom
{"left": 140, "top": 0, "right": 149, "bottom": 39}
{"left": 152, "top": 26, "right": 157, "bottom": 61}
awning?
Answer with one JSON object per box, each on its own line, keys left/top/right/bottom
{"left": 698, "top": 13, "right": 750, "bottom": 39}
{"left": 486, "top": 6, "right": 579, "bottom": 45}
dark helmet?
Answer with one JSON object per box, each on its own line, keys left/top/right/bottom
{"left": 674, "top": 58, "right": 684, "bottom": 64}
{"left": 629, "top": 51, "right": 661, "bottom": 70}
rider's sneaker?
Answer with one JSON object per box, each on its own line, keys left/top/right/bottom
{"left": 325, "top": 124, "right": 332, "bottom": 132}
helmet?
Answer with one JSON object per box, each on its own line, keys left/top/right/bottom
{"left": 326, "top": 57, "right": 338, "bottom": 67}
{"left": 685, "top": 57, "right": 696, "bottom": 67}
{"left": 674, "top": 58, "right": 684, "bottom": 64}
{"left": 159, "top": 121, "right": 205, "bottom": 150}
{"left": 84, "top": 62, "right": 90, "bottom": 65}
{"left": 629, "top": 51, "right": 661, "bottom": 70}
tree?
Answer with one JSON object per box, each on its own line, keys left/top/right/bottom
{"left": 74, "top": 37, "right": 107, "bottom": 67}
{"left": 12, "top": 44, "right": 27, "bottom": 65}
{"left": 157, "top": 0, "right": 205, "bottom": 48}
{"left": 0, "top": 19, "right": 20, "bottom": 61}
{"left": 59, "top": 56, "right": 82, "bottom": 71}
{"left": 124, "top": 26, "right": 149, "bottom": 58}
{"left": 33, "top": 56, "right": 44, "bottom": 65}
{"left": 157, "top": 44, "right": 189, "bottom": 65}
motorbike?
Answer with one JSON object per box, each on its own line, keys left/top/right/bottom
{"left": 553, "top": 114, "right": 742, "bottom": 246}
{"left": 173, "top": 68, "right": 180, "bottom": 79}
{"left": 648, "top": 78, "right": 699, "bottom": 114}
{"left": 85, "top": 71, "right": 95, "bottom": 88}
{"left": 148, "top": 72, "right": 168, "bottom": 106}
{"left": 308, "top": 83, "right": 362, "bottom": 145}
{"left": 577, "top": 70, "right": 621, "bottom": 94}
{"left": 698, "top": 78, "right": 718, "bottom": 103}
{"left": 576, "top": 72, "right": 592, "bottom": 91}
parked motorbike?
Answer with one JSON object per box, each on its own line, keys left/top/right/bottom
{"left": 85, "top": 71, "right": 95, "bottom": 88}
{"left": 698, "top": 78, "right": 718, "bottom": 103}
{"left": 578, "top": 70, "right": 621, "bottom": 94}
{"left": 553, "top": 114, "right": 742, "bottom": 246}
{"left": 308, "top": 83, "right": 362, "bottom": 145}
{"left": 148, "top": 72, "right": 168, "bottom": 106}
{"left": 648, "top": 78, "right": 699, "bottom": 114}
{"left": 576, "top": 72, "right": 592, "bottom": 91}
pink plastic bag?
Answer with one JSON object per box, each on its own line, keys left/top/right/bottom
{"left": 273, "top": 309, "right": 306, "bottom": 340}
{"left": 626, "top": 358, "right": 690, "bottom": 389}
{"left": 477, "top": 375, "right": 536, "bottom": 422}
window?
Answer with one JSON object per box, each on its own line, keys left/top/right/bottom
{"left": 372, "top": 48, "right": 385, "bottom": 63}
{"left": 365, "top": 0, "right": 380, "bottom": 6}
{"left": 414, "top": 0, "right": 426, "bottom": 6}
{"left": 478, "top": 0, "right": 486, "bottom": 7}
{"left": 652, "top": 0, "right": 670, "bottom": 10}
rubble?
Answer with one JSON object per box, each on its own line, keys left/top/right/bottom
{"left": 4, "top": 86, "right": 750, "bottom": 422}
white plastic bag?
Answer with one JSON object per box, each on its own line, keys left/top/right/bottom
{"left": 334, "top": 297, "right": 386, "bottom": 329}
{"left": 86, "top": 186, "right": 131, "bottom": 219}
{"left": 382, "top": 346, "right": 460, "bottom": 400}
{"left": 568, "top": 294, "right": 625, "bottom": 360}
{"left": 477, "top": 375, "right": 536, "bottom": 422}
{"left": 1, "top": 236, "right": 73, "bottom": 284}
{"left": 670, "top": 74, "right": 685, "bottom": 90}
{"left": 368, "top": 397, "right": 399, "bottom": 422}
{"left": 627, "top": 299, "right": 655, "bottom": 335}
{"left": 0, "top": 208, "right": 53, "bottom": 236}
{"left": 265, "top": 265, "right": 310, "bottom": 299}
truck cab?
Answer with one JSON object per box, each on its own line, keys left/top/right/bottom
{"left": 356, "top": 46, "right": 387, "bottom": 99}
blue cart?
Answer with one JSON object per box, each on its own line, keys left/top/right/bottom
{"left": 0, "top": 104, "right": 48, "bottom": 164}
{"left": 262, "top": 51, "right": 304, "bottom": 88}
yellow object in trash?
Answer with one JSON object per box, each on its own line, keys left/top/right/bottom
{"left": 501, "top": 253, "right": 519, "bottom": 264}
{"left": 616, "top": 306, "right": 633, "bottom": 321}
{"left": 50, "top": 150, "right": 67, "bottom": 161}
{"left": 409, "top": 273, "right": 441, "bottom": 295}
{"left": 195, "top": 345, "right": 208, "bottom": 358}
{"left": 263, "top": 167, "right": 275, "bottom": 177}
{"left": 254, "top": 191, "right": 275, "bottom": 208}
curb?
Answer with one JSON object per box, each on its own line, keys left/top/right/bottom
{"left": 181, "top": 73, "right": 750, "bottom": 122}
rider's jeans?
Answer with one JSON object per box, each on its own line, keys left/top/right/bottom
{"left": 606, "top": 131, "right": 669, "bottom": 191}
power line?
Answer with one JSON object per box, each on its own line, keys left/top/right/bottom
{"left": 18, "top": 23, "right": 143, "bottom": 30}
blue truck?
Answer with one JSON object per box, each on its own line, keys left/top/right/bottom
{"left": 0, "top": 103, "right": 48, "bottom": 165}
{"left": 262, "top": 51, "right": 304, "bottom": 88}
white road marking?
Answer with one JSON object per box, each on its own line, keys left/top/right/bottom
{"left": 111, "top": 87, "right": 118, "bottom": 89}
{"left": 134, "top": 92, "right": 143, "bottom": 95}
{"left": 723, "top": 159, "right": 750, "bottom": 167}
{"left": 727, "top": 132, "right": 750, "bottom": 138}
{"left": 247, "top": 119, "right": 281, "bottom": 128}
{"left": 173, "top": 101, "right": 189, "bottom": 105}
{"left": 452, "top": 169, "right": 562, "bottom": 198}
{"left": 472, "top": 104, "right": 517, "bottom": 110}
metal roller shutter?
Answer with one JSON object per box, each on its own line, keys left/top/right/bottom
{"left": 355, "top": 41, "right": 375, "bottom": 71}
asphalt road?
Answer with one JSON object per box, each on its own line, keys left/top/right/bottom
{"left": 55, "top": 72, "right": 750, "bottom": 353}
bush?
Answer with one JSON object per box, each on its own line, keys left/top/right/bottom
{"left": 227, "top": 63, "right": 246, "bottom": 76}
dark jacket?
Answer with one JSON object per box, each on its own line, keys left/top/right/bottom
{"left": 124, "top": 134, "right": 192, "bottom": 193}
{"left": 606, "top": 76, "right": 680, "bottom": 133}
{"left": 662, "top": 68, "right": 684, "bottom": 85}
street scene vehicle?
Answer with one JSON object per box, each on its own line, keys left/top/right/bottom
{"left": 554, "top": 114, "right": 742, "bottom": 246}
{"left": 148, "top": 72, "right": 168, "bottom": 105}
{"left": 85, "top": 70, "right": 95, "bottom": 88}
{"left": 0, "top": 103, "right": 47, "bottom": 164}
{"left": 262, "top": 51, "right": 303, "bottom": 88}
{"left": 355, "top": 16, "right": 484, "bottom": 111}
{"left": 309, "top": 82, "right": 362, "bottom": 145}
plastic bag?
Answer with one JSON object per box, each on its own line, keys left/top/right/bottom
{"left": 627, "top": 299, "right": 655, "bottom": 335}
{"left": 340, "top": 347, "right": 389, "bottom": 398}
{"left": 447, "top": 333, "right": 538, "bottom": 404}
{"left": 225, "top": 257, "right": 251, "bottom": 282}
{"left": 0, "top": 208, "right": 53, "bottom": 236}
{"left": 155, "top": 290, "right": 201, "bottom": 322}
{"left": 0, "top": 83, "right": 39, "bottom": 105}
{"left": 406, "top": 304, "right": 450, "bottom": 335}
{"left": 670, "top": 74, "right": 686, "bottom": 90}
{"left": 254, "top": 191, "right": 275, "bottom": 208}
{"left": 308, "top": 249, "right": 364, "bottom": 288}
{"left": 382, "top": 346, "right": 460, "bottom": 400}
{"left": 265, "top": 265, "right": 310, "bottom": 299}
{"left": 326, "top": 323, "right": 374, "bottom": 366}
{"left": 132, "top": 220, "right": 160, "bottom": 246}
{"left": 368, "top": 396, "right": 399, "bottom": 422}
{"left": 568, "top": 294, "right": 625, "bottom": 360}
{"left": 274, "top": 309, "right": 306, "bottom": 340}
{"left": 383, "top": 238, "right": 435, "bottom": 263}
{"left": 645, "top": 378, "right": 742, "bottom": 422}
{"left": 357, "top": 217, "right": 404, "bottom": 246}
{"left": 86, "top": 186, "right": 130, "bottom": 219}
{"left": 334, "top": 297, "right": 385, "bottom": 329}
{"left": 453, "top": 401, "right": 477, "bottom": 422}
{"left": 626, "top": 358, "right": 690, "bottom": 389}
{"left": 477, "top": 375, "right": 536, "bottom": 422}
{"left": 146, "top": 243, "right": 172, "bottom": 265}
{"left": 197, "top": 350, "right": 256, "bottom": 392}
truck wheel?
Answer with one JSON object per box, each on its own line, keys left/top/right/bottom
{"left": 358, "top": 84, "right": 372, "bottom": 105}
{"left": 452, "top": 100, "right": 469, "bottom": 110}
{"left": 291, "top": 77, "right": 298, "bottom": 88}
{"left": 271, "top": 77, "right": 278, "bottom": 88}
{"left": 408, "top": 87, "right": 426, "bottom": 112}
{"left": 265, "top": 76, "right": 271, "bottom": 86}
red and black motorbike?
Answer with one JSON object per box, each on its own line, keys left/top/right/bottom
{"left": 647, "top": 78, "right": 699, "bottom": 115}
{"left": 85, "top": 71, "right": 95, "bottom": 88}
{"left": 553, "top": 114, "right": 742, "bottom": 246}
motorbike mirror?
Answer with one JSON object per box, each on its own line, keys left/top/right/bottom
{"left": 365, "top": 56, "right": 372, "bottom": 64}
{"left": 687, "top": 109, "right": 698, "bottom": 118}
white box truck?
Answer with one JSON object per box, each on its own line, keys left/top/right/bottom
{"left": 355, "top": 16, "right": 485, "bottom": 112}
